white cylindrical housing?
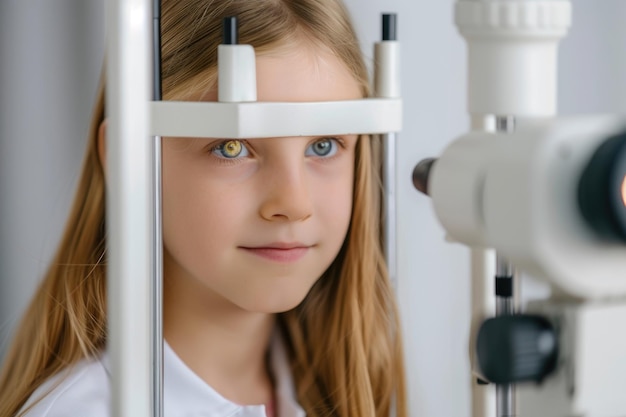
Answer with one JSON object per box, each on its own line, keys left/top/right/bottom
{"left": 430, "top": 133, "right": 493, "bottom": 247}
{"left": 455, "top": 4, "right": 571, "bottom": 417}
{"left": 218, "top": 44, "right": 257, "bottom": 102}
{"left": 107, "top": 0, "right": 153, "bottom": 415}
{"left": 431, "top": 116, "right": 626, "bottom": 300}
{"left": 468, "top": 40, "right": 558, "bottom": 116}
{"left": 455, "top": 1, "right": 572, "bottom": 117}
{"left": 374, "top": 41, "right": 401, "bottom": 99}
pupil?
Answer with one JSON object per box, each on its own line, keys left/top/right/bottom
{"left": 315, "top": 140, "right": 331, "bottom": 155}
{"left": 224, "top": 141, "right": 241, "bottom": 157}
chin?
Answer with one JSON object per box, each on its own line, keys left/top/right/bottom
{"left": 241, "top": 289, "right": 310, "bottom": 314}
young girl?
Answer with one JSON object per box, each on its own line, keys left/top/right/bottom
{"left": 0, "top": 0, "right": 407, "bottom": 416}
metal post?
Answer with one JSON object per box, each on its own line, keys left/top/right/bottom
{"left": 151, "top": 1, "right": 164, "bottom": 416}
{"left": 375, "top": 13, "right": 401, "bottom": 288}
{"left": 107, "top": 0, "right": 154, "bottom": 415}
{"left": 382, "top": 133, "right": 398, "bottom": 286}
{"left": 493, "top": 113, "right": 517, "bottom": 417}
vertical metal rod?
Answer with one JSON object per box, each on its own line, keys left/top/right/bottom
{"left": 495, "top": 255, "right": 514, "bottom": 316}
{"left": 469, "top": 115, "right": 497, "bottom": 417}
{"left": 375, "top": 14, "right": 400, "bottom": 417}
{"left": 152, "top": 1, "right": 163, "bottom": 416}
{"left": 152, "top": 138, "right": 163, "bottom": 417}
{"left": 495, "top": 115, "right": 516, "bottom": 417}
{"left": 495, "top": 253, "right": 515, "bottom": 417}
{"left": 496, "top": 385, "right": 516, "bottom": 417}
{"left": 107, "top": 0, "right": 153, "bottom": 415}
{"left": 495, "top": 115, "right": 515, "bottom": 134}
{"left": 382, "top": 133, "right": 397, "bottom": 287}
{"left": 374, "top": 13, "right": 400, "bottom": 290}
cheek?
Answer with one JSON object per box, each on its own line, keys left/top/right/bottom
{"left": 161, "top": 158, "right": 251, "bottom": 268}
{"left": 163, "top": 182, "right": 217, "bottom": 264}
{"left": 311, "top": 161, "right": 355, "bottom": 234}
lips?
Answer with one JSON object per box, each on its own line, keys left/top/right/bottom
{"left": 240, "top": 242, "right": 311, "bottom": 263}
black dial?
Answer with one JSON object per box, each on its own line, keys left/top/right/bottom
{"left": 476, "top": 315, "right": 558, "bottom": 384}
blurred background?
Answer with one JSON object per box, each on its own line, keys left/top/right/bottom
{"left": 0, "top": 1, "right": 624, "bottom": 416}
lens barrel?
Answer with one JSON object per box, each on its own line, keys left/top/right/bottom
{"left": 578, "top": 130, "right": 626, "bottom": 243}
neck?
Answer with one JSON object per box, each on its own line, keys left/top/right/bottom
{"left": 163, "top": 256, "right": 276, "bottom": 406}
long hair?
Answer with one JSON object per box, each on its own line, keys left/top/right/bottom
{"left": 0, "top": 1, "right": 407, "bottom": 416}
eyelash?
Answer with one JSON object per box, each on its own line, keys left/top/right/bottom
{"left": 208, "top": 137, "right": 346, "bottom": 165}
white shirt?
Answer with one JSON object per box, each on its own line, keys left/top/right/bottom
{"left": 19, "top": 334, "right": 306, "bottom": 417}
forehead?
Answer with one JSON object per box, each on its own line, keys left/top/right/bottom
{"left": 255, "top": 42, "right": 362, "bottom": 102}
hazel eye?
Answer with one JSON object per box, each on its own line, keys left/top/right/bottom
{"left": 212, "top": 140, "right": 249, "bottom": 159}
{"left": 306, "top": 138, "right": 337, "bottom": 157}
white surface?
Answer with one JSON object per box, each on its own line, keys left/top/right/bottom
{"left": 430, "top": 116, "right": 626, "bottom": 299}
{"left": 519, "top": 301, "right": 626, "bottom": 417}
{"left": 374, "top": 41, "right": 401, "bottom": 99}
{"left": 150, "top": 99, "right": 402, "bottom": 138}
{"left": 106, "top": 0, "right": 153, "bottom": 415}
{"left": 19, "top": 335, "right": 303, "bottom": 417}
{"left": 456, "top": 0, "right": 571, "bottom": 117}
{"left": 218, "top": 45, "right": 257, "bottom": 102}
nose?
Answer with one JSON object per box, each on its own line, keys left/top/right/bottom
{"left": 258, "top": 158, "right": 313, "bottom": 222}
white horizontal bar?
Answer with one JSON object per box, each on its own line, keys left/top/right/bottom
{"left": 150, "top": 98, "right": 402, "bottom": 138}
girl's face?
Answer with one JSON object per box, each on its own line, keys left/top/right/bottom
{"left": 162, "top": 42, "right": 362, "bottom": 314}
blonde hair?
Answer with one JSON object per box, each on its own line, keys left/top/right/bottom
{"left": 0, "top": 1, "right": 407, "bottom": 416}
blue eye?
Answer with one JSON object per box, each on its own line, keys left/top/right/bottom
{"left": 212, "top": 140, "right": 250, "bottom": 159}
{"left": 306, "top": 138, "right": 337, "bottom": 157}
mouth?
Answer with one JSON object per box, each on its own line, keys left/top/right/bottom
{"left": 239, "top": 242, "right": 312, "bottom": 263}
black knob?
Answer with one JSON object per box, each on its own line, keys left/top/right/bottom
{"left": 223, "top": 16, "right": 238, "bottom": 45}
{"left": 412, "top": 158, "right": 437, "bottom": 196}
{"left": 382, "top": 14, "right": 397, "bottom": 41}
{"left": 476, "top": 315, "right": 558, "bottom": 384}
{"left": 578, "top": 130, "right": 626, "bottom": 243}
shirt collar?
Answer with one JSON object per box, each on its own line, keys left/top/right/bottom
{"left": 163, "top": 329, "right": 306, "bottom": 417}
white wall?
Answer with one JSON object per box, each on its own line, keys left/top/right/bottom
{"left": 0, "top": 1, "right": 624, "bottom": 416}
{"left": 0, "top": 0, "right": 105, "bottom": 356}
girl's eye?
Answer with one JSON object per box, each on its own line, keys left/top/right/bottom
{"left": 212, "top": 140, "right": 250, "bottom": 159}
{"left": 305, "top": 138, "right": 338, "bottom": 157}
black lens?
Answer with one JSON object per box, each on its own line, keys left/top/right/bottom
{"left": 578, "top": 130, "right": 626, "bottom": 242}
